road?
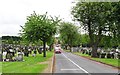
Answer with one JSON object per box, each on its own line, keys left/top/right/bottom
{"left": 54, "top": 51, "right": 119, "bottom": 75}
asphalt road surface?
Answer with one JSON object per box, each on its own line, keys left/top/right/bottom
{"left": 54, "top": 51, "right": 119, "bottom": 75}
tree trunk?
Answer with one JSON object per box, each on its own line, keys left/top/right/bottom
{"left": 65, "top": 45, "right": 67, "bottom": 50}
{"left": 43, "top": 41, "right": 46, "bottom": 57}
{"left": 91, "top": 26, "right": 102, "bottom": 58}
{"left": 70, "top": 46, "right": 72, "bottom": 52}
{"left": 69, "top": 45, "right": 72, "bottom": 52}
{"left": 91, "top": 44, "right": 98, "bottom": 57}
{"left": 49, "top": 44, "right": 52, "bottom": 51}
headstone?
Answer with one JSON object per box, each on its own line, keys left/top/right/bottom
{"left": 100, "top": 53, "right": 106, "bottom": 58}
{"left": 97, "top": 52, "right": 100, "bottom": 58}
{"left": 6, "top": 53, "right": 13, "bottom": 61}
{"left": 38, "top": 47, "right": 42, "bottom": 54}
{"left": 28, "top": 48, "right": 32, "bottom": 54}
{"left": 34, "top": 50, "right": 37, "bottom": 54}
{"left": 82, "top": 50, "right": 85, "bottom": 54}
{"left": 110, "top": 52, "right": 114, "bottom": 59}
{"left": 118, "top": 53, "right": 120, "bottom": 59}
{"left": 24, "top": 49, "right": 29, "bottom": 57}
{"left": 32, "top": 54, "right": 36, "bottom": 57}
{"left": 106, "top": 53, "right": 111, "bottom": 58}
{"left": 9, "top": 49, "right": 15, "bottom": 57}
{"left": 114, "top": 52, "right": 118, "bottom": 59}
{"left": 88, "top": 51, "right": 91, "bottom": 55}
{"left": 3, "top": 51, "right": 7, "bottom": 61}
{"left": 85, "top": 50, "right": 89, "bottom": 54}
{"left": 0, "top": 54, "right": 2, "bottom": 61}
{"left": 16, "top": 52, "right": 23, "bottom": 61}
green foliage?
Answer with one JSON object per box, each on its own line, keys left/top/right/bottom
{"left": 110, "top": 2, "right": 120, "bottom": 46}
{"left": 59, "top": 22, "right": 80, "bottom": 47}
{"left": 21, "top": 11, "right": 60, "bottom": 57}
{"left": 99, "top": 35, "right": 119, "bottom": 49}
{"left": 21, "top": 12, "right": 60, "bottom": 43}
{"left": 47, "top": 36, "right": 55, "bottom": 46}
{"left": 80, "top": 34, "right": 90, "bottom": 45}
{"left": 72, "top": 2, "right": 112, "bottom": 42}
{"left": 71, "top": 1, "right": 120, "bottom": 57}
{"left": 2, "top": 36, "right": 21, "bottom": 44}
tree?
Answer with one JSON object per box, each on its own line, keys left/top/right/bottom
{"left": 2, "top": 36, "right": 21, "bottom": 44}
{"left": 59, "top": 22, "right": 79, "bottom": 52}
{"left": 71, "top": 2, "right": 118, "bottom": 57}
{"left": 80, "top": 34, "right": 90, "bottom": 47}
{"left": 109, "top": 2, "right": 120, "bottom": 46}
{"left": 21, "top": 11, "right": 60, "bottom": 57}
{"left": 47, "top": 36, "right": 55, "bottom": 51}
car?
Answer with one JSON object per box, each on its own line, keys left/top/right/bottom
{"left": 56, "top": 45, "right": 59, "bottom": 47}
{"left": 54, "top": 47, "right": 61, "bottom": 54}
{"left": 55, "top": 49, "right": 61, "bottom": 54}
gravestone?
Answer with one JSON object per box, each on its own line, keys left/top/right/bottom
{"left": 106, "top": 53, "right": 111, "bottom": 58}
{"left": 82, "top": 50, "right": 85, "bottom": 54}
{"left": 0, "top": 54, "right": 2, "bottom": 61}
{"left": 118, "top": 53, "right": 120, "bottom": 59}
{"left": 114, "top": 52, "right": 118, "bottom": 59}
{"left": 16, "top": 52, "right": 23, "bottom": 61}
{"left": 3, "top": 51, "right": 7, "bottom": 61}
{"left": 38, "top": 47, "right": 42, "bottom": 54}
{"left": 28, "top": 48, "right": 32, "bottom": 54}
{"left": 6, "top": 53, "right": 13, "bottom": 61}
{"left": 97, "top": 52, "right": 100, "bottom": 58}
{"left": 100, "top": 53, "right": 106, "bottom": 58}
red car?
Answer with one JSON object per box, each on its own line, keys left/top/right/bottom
{"left": 55, "top": 49, "right": 61, "bottom": 54}
{"left": 54, "top": 47, "right": 61, "bottom": 54}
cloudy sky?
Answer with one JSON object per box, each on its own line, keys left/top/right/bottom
{"left": 0, "top": 0, "right": 75, "bottom": 37}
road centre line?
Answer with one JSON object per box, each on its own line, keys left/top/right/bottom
{"left": 61, "top": 69, "right": 80, "bottom": 71}
{"left": 62, "top": 53, "right": 91, "bottom": 75}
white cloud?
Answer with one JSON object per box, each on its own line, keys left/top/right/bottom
{"left": 0, "top": 0, "right": 74, "bottom": 37}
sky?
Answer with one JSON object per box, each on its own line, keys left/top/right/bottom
{"left": 0, "top": 0, "right": 75, "bottom": 37}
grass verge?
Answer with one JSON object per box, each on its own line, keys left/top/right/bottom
{"left": 73, "top": 52, "right": 119, "bottom": 68}
{"left": 2, "top": 51, "right": 53, "bottom": 73}
{"left": 0, "top": 62, "right": 2, "bottom": 73}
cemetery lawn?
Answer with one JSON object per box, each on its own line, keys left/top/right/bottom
{"left": 91, "top": 58, "right": 119, "bottom": 67}
{"left": 0, "top": 62, "right": 2, "bottom": 73}
{"left": 2, "top": 51, "right": 53, "bottom": 73}
{"left": 74, "top": 52, "right": 119, "bottom": 68}
{"left": 64, "top": 49, "right": 72, "bottom": 52}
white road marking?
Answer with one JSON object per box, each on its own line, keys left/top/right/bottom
{"left": 61, "top": 69, "right": 80, "bottom": 71}
{"left": 62, "top": 53, "right": 91, "bottom": 75}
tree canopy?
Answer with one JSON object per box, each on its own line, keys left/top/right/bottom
{"left": 71, "top": 2, "right": 120, "bottom": 57}
{"left": 21, "top": 11, "right": 60, "bottom": 57}
{"left": 59, "top": 22, "right": 79, "bottom": 51}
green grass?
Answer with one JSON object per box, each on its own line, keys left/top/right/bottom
{"left": 2, "top": 51, "right": 53, "bottom": 73}
{"left": 64, "top": 50, "right": 71, "bottom": 52}
{"left": 91, "top": 58, "right": 119, "bottom": 67}
{"left": 73, "top": 52, "right": 119, "bottom": 68}
{"left": 74, "top": 52, "right": 90, "bottom": 57}
{"left": 0, "top": 62, "right": 2, "bottom": 73}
